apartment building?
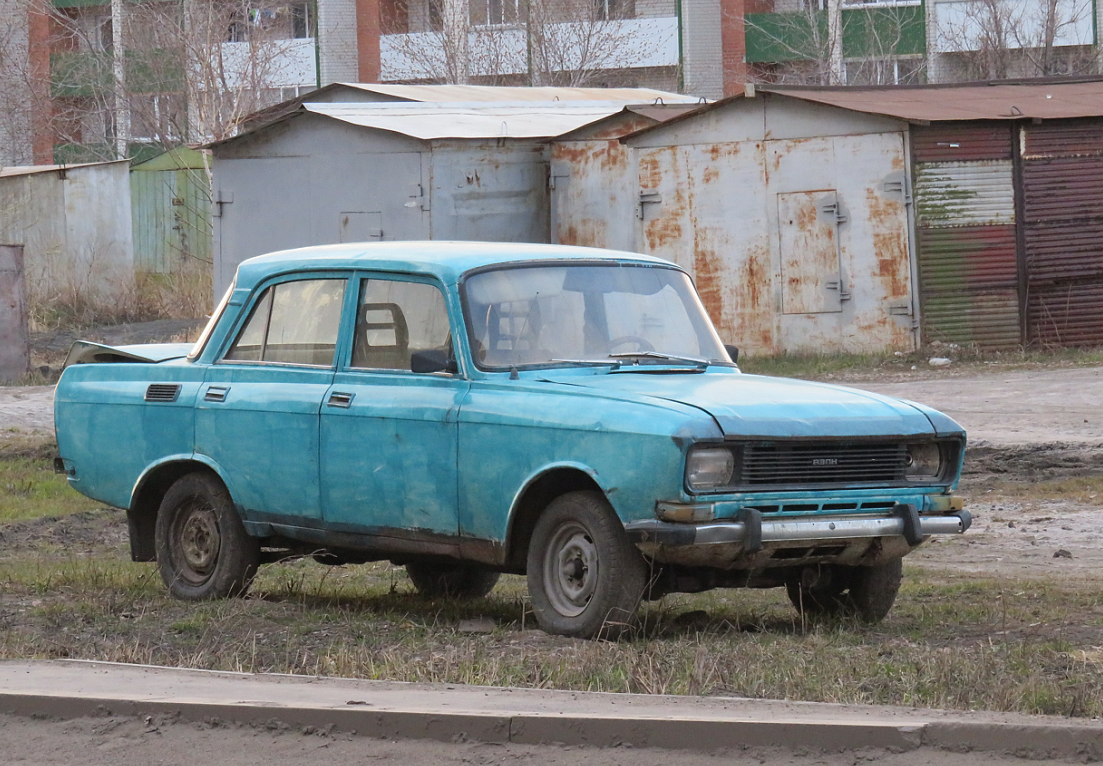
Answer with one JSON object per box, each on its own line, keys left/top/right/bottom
{"left": 10, "top": 0, "right": 1103, "bottom": 167}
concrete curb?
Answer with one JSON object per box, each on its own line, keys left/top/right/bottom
{"left": 1, "top": 660, "right": 1100, "bottom": 758}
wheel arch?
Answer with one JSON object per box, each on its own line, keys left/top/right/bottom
{"left": 127, "top": 456, "right": 230, "bottom": 562}
{"left": 503, "top": 465, "right": 605, "bottom": 572}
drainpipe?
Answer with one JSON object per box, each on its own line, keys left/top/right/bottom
{"left": 313, "top": 0, "right": 321, "bottom": 87}
{"left": 676, "top": 0, "right": 684, "bottom": 93}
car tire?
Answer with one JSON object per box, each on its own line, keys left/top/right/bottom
{"left": 406, "top": 562, "right": 500, "bottom": 599}
{"left": 527, "top": 491, "right": 648, "bottom": 639}
{"left": 849, "top": 558, "right": 903, "bottom": 623}
{"left": 786, "top": 559, "right": 902, "bottom": 624}
{"left": 155, "top": 472, "right": 260, "bottom": 600}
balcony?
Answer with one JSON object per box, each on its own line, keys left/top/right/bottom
{"left": 746, "top": 4, "right": 925, "bottom": 63}
{"left": 214, "top": 38, "right": 317, "bottom": 90}
{"left": 381, "top": 17, "right": 678, "bottom": 81}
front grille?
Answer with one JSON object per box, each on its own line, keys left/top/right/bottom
{"left": 742, "top": 442, "right": 906, "bottom": 486}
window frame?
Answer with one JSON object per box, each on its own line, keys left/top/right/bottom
{"left": 216, "top": 272, "right": 354, "bottom": 370}
{"left": 340, "top": 272, "right": 459, "bottom": 375}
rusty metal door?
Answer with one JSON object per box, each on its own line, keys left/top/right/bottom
{"left": 0, "top": 245, "right": 29, "bottom": 382}
{"left": 1021, "top": 118, "right": 1103, "bottom": 347}
{"left": 777, "top": 190, "right": 845, "bottom": 314}
{"left": 912, "top": 123, "right": 1020, "bottom": 348}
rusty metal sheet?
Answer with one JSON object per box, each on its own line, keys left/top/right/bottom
{"left": 910, "top": 124, "right": 1012, "bottom": 163}
{"left": 914, "top": 161, "right": 1015, "bottom": 227}
{"left": 1022, "top": 118, "right": 1103, "bottom": 158}
{"left": 1022, "top": 156, "right": 1103, "bottom": 223}
{"left": 1029, "top": 284, "right": 1103, "bottom": 347}
{"left": 777, "top": 190, "right": 842, "bottom": 314}
{"left": 763, "top": 81, "right": 1103, "bottom": 122}
{"left": 1022, "top": 121, "right": 1103, "bottom": 347}
{"left": 632, "top": 129, "right": 913, "bottom": 355}
{"left": 916, "top": 225, "right": 1020, "bottom": 348}
{"left": 0, "top": 245, "right": 29, "bottom": 381}
{"left": 550, "top": 138, "right": 637, "bottom": 250}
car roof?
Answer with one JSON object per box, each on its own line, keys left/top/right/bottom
{"left": 234, "top": 241, "right": 680, "bottom": 290}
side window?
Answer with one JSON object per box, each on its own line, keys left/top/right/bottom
{"left": 225, "top": 279, "right": 346, "bottom": 366}
{"left": 351, "top": 279, "right": 451, "bottom": 370}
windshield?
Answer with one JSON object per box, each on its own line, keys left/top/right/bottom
{"left": 461, "top": 264, "right": 728, "bottom": 370}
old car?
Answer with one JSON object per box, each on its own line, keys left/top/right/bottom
{"left": 54, "top": 242, "right": 970, "bottom": 638}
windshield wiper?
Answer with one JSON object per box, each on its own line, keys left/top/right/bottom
{"left": 550, "top": 358, "right": 622, "bottom": 369}
{"left": 608, "top": 351, "right": 711, "bottom": 367}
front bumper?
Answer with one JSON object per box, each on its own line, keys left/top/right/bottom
{"left": 624, "top": 503, "right": 972, "bottom": 570}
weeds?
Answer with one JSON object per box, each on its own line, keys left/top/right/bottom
{"left": 1, "top": 546, "right": 1102, "bottom": 717}
{"left": 28, "top": 263, "right": 212, "bottom": 332}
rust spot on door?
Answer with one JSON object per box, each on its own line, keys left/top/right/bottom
{"left": 866, "top": 189, "right": 909, "bottom": 300}
{"left": 694, "top": 247, "right": 724, "bottom": 327}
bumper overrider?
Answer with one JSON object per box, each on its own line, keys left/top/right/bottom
{"left": 624, "top": 501, "right": 971, "bottom": 570}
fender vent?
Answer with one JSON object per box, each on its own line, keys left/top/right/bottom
{"left": 145, "top": 384, "right": 180, "bottom": 402}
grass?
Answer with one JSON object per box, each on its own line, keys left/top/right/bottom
{"left": 29, "top": 264, "right": 212, "bottom": 333}
{"left": 0, "top": 451, "right": 91, "bottom": 523}
{"left": 1, "top": 541, "right": 1102, "bottom": 717}
{"left": 739, "top": 345, "right": 1103, "bottom": 381}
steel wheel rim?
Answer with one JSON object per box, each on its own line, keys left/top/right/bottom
{"left": 542, "top": 521, "right": 598, "bottom": 617}
{"left": 177, "top": 501, "right": 220, "bottom": 584}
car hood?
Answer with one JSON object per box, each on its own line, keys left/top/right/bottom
{"left": 541, "top": 370, "right": 960, "bottom": 439}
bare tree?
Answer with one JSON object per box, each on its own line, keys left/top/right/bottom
{"left": 931, "top": 0, "right": 1097, "bottom": 81}
{"left": 742, "top": 0, "right": 924, "bottom": 86}
{"left": 383, "top": 0, "right": 674, "bottom": 87}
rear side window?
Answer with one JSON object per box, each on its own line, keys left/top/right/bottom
{"left": 225, "top": 279, "right": 346, "bottom": 366}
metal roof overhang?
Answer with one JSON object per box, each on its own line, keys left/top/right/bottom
{"left": 333, "top": 83, "right": 700, "bottom": 104}
{"left": 302, "top": 101, "right": 680, "bottom": 140}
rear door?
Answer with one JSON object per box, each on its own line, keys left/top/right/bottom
{"left": 319, "top": 274, "right": 468, "bottom": 538}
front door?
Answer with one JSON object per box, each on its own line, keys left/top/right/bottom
{"left": 196, "top": 276, "right": 347, "bottom": 521}
{"left": 320, "top": 276, "right": 467, "bottom": 537}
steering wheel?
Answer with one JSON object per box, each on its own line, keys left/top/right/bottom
{"left": 608, "top": 336, "right": 655, "bottom": 353}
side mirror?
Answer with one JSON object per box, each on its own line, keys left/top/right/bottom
{"left": 724, "top": 344, "right": 739, "bottom": 363}
{"left": 410, "top": 349, "right": 458, "bottom": 374}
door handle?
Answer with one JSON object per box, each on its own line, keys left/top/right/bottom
{"left": 327, "top": 391, "right": 354, "bottom": 408}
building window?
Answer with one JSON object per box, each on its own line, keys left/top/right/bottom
{"left": 226, "top": 3, "right": 314, "bottom": 43}
{"left": 595, "top": 0, "right": 633, "bottom": 20}
{"left": 470, "top": 0, "right": 521, "bottom": 27}
{"left": 841, "top": 0, "right": 921, "bottom": 7}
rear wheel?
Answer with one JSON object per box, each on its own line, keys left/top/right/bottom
{"left": 406, "top": 562, "right": 500, "bottom": 599}
{"left": 786, "top": 559, "right": 902, "bottom": 624}
{"left": 527, "top": 491, "right": 648, "bottom": 639}
{"left": 155, "top": 473, "right": 259, "bottom": 600}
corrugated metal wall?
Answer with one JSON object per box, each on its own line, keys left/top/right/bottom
{"left": 912, "top": 124, "right": 1021, "bottom": 348}
{"left": 131, "top": 163, "right": 212, "bottom": 273}
{"left": 1021, "top": 119, "right": 1103, "bottom": 347}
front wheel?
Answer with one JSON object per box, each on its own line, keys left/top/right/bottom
{"left": 785, "top": 559, "right": 903, "bottom": 624}
{"left": 155, "top": 472, "right": 259, "bottom": 600}
{"left": 406, "top": 562, "right": 500, "bottom": 599}
{"left": 527, "top": 491, "right": 648, "bottom": 639}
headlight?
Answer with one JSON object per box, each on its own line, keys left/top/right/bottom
{"left": 905, "top": 442, "right": 943, "bottom": 481}
{"left": 686, "top": 447, "right": 735, "bottom": 490}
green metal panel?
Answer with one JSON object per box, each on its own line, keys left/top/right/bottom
{"left": 53, "top": 142, "right": 116, "bottom": 163}
{"left": 131, "top": 149, "right": 212, "bottom": 273}
{"left": 50, "top": 51, "right": 111, "bottom": 97}
{"left": 746, "top": 5, "right": 925, "bottom": 64}
{"left": 746, "top": 11, "right": 827, "bottom": 63}
{"left": 124, "top": 48, "right": 185, "bottom": 94}
{"left": 841, "top": 5, "right": 925, "bottom": 59}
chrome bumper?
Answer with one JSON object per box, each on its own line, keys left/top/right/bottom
{"left": 625, "top": 504, "right": 972, "bottom": 550}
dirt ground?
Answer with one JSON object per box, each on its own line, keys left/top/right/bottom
{"left": 3, "top": 335, "right": 1103, "bottom": 763}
